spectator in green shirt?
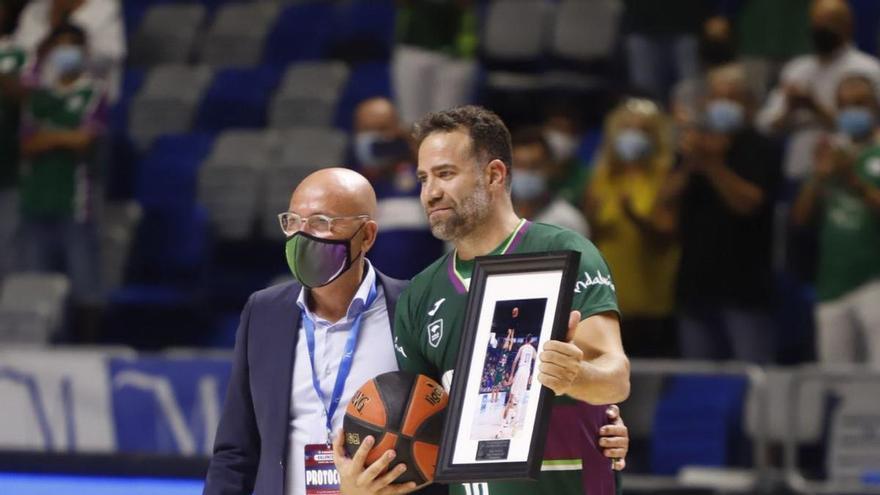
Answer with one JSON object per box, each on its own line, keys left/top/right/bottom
{"left": 392, "top": 0, "right": 477, "bottom": 125}
{"left": 16, "top": 22, "right": 107, "bottom": 336}
{"left": 793, "top": 73, "right": 880, "bottom": 365}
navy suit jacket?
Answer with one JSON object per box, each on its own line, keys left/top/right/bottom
{"left": 203, "top": 270, "right": 408, "bottom": 495}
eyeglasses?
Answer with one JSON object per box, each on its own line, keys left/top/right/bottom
{"left": 277, "top": 212, "right": 370, "bottom": 236}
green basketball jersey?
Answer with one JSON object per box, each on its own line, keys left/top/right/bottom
{"left": 817, "top": 146, "right": 880, "bottom": 301}
{"left": 394, "top": 220, "right": 620, "bottom": 495}
{"left": 19, "top": 77, "right": 105, "bottom": 220}
{"left": 0, "top": 39, "right": 26, "bottom": 189}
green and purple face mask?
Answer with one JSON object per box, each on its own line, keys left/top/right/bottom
{"left": 284, "top": 225, "right": 364, "bottom": 289}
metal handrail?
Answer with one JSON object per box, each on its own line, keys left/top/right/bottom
{"left": 784, "top": 365, "right": 880, "bottom": 495}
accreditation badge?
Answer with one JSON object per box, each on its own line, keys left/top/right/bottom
{"left": 304, "top": 444, "right": 340, "bottom": 495}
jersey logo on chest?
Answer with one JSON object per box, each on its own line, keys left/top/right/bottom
{"left": 428, "top": 297, "right": 446, "bottom": 316}
{"left": 427, "top": 319, "right": 443, "bottom": 348}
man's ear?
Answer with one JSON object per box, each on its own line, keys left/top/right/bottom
{"left": 360, "top": 220, "right": 379, "bottom": 254}
{"left": 486, "top": 158, "right": 509, "bottom": 189}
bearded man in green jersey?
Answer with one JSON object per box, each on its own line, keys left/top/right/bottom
{"left": 338, "top": 106, "right": 630, "bottom": 495}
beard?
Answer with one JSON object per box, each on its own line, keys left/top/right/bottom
{"left": 428, "top": 181, "right": 491, "bottom": 241}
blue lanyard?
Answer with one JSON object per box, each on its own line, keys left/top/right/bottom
{"left": 302, "top": 280, "right": 378, "bottom": 443}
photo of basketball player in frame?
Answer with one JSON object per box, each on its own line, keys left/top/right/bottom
{"left": 434, "top": 250, "right": 580, "bottom": 483}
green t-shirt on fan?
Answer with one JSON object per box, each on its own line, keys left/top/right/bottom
{"left": 817, "top": 145, "right": 880, "bottom": 301}
{"left": 394, "top": 220, "right": 621, "bottom": 495}
{"left": 396, "top": 1, "right": 476, "bottom": 58}
{"left": 19, "top": 77, "right": 103, "bottom": 220}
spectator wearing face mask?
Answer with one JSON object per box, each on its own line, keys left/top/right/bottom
{"left": 655, "top": 64, "right": 782, "bottom": 364}
{"left": 584, "top": 98, "right": 680, "bottom": 358}
{"left": 510, "top": 127, "right": 588, "bottom": 237}
{"left": 16, "top": 23, "right": 107, "bottom": 339}
{"left": 350, "top": 97, "right": 443, "bottom": 279}
{"left": 13, "top": 0, "right": 124, "bottom": 101}
{"left": 541, "top": 107, "right": 593, "bottom": 208}
{"left": 756, "top": 0, "right": 880, "bottom": 181}
{"left": 351, "top": 97, "right": 412, "bottom": 183}
{"left": 792, "top": 74, "right": 880, "bottom": 365}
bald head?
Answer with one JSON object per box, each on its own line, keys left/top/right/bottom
{"left": 811, "top": 0, "right": 853, "bottom": 40}
{"left": 290, "top": 168, "right": 377, "bottom": 219}
{"left": 354, "top": 97, "right": 400, "bottom": 138}
{"left": 286, "top": 168, "right": 380, "bottom": 295}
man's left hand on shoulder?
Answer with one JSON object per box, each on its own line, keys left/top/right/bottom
{"left": 537, "top": 310, "right": 584, "bottom": 396}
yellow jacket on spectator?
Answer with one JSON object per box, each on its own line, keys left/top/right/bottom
{"left": 585, "top": 99, "right": 680, "bottom": 318}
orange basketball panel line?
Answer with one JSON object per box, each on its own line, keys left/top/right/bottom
{"left": 346, "top": 379, "right": 387, "bottom": 427}
{"left": 366, "top": 432, "right": 399, "bottom": 466}
{"left": 400, "top": 375, "right": 447, "bottom": 437}
{"left": 412, "top": 441, "right": 439, "bottom": 481}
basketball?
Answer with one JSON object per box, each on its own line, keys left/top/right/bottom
{"left": 343, "top": 371, "right": 448, "bottom": 485}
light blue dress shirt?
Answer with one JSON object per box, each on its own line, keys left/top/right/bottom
{"left": 286, "top": 261, "right": 399, "bottom": 495}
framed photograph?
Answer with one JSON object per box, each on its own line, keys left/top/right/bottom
{"left": 433, "top": 250, "right": 581, "bottom": 483}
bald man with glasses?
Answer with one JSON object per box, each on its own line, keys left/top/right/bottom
{"left": 204, "top": 168, "right": 629, "bottom": 495}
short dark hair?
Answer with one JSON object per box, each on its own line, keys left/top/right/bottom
{"left": 46, "top": 22, "right": 87, "bottom": 47}
{"left": 413, "top": 105, "right": 513, "bottom": 176}
{"left": 511, "top": 126, "right": 552, "bottom": 157}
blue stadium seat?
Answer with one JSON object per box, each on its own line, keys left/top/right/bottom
{"left": 334, "top": 62, "right": 392, "bottom": 131}
{"left": 263, "top": 2, "right": 335, "bottom": 65}
{"left": 123, "top": 205, "right": 209, "bottom": 286}
{"left": 130, "top": 3, "right": 206, "bottom": 67}
{"left": 122, "top": 0, "right": 153, "bottom": 39}
{"left": 123, "top": 0, "right": 175, "bottom": 39}
{"left": 110, "top": 68, "right": 146, "bottom": 133}
{"left": 332, "top": 0, "right": 395, "bottom": 46}
{"left": 105, "top": 205, "right": 211, "bottom": 349}
{"left": 135, "top": 133, "right": 215, "bottom": 209}
{"left": 204, "top": 238, "right": 282, "bottom": 312}
{"left": 650, "top": 375, "right": 749, "bottom": 475}
{"left": 329, "top": 0, "right": 396, "bottom": 61}
{"left": 106, "top": 134, "right": 138, "bottom": 201}
{"left": 129, "top": 64, "right": 214, "bottom": 150}
{"left": 194, "top": 66, "right": 282, "bottom": 131}
{"left": 121, "top": 67, "right": 147, "bottom": 98}
{"left": 107, "top": 68, "right": 146, "bottom": 200}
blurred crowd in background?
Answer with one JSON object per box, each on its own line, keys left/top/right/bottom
{"left": 0, "top": 0, "right": 879, "bottom": 373}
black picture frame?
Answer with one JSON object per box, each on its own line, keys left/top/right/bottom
{"left": 433, "top": 250, "right": 581, "bottom": 483}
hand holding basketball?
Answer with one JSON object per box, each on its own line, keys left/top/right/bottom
{"left": 332, "top": 432, "right": 416, "bottom": 495}
{"left": 335, "top": 371, "right": 447, "bottom": 495}
{"left": 538, "top": 310, "right": 583, "bottom": 396}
